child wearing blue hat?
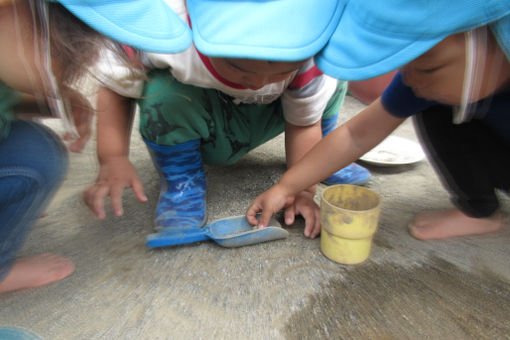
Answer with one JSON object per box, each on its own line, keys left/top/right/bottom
{"left": 0, "top": 0, "right": 190, "bottom": 294}
{"left": 248, "top": 0, "right": 510, "bottom": 240}
{"left": 84, "top": 0, "right": 370, "bottom": 239}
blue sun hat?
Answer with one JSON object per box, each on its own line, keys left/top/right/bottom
{"left": 186, "top": 0, "right": 346, "bottom": 61}
{"left": 50, "top": 0, "right": 192, "bottom": 53}
{"left": 315, "top": 0, "right": 510, "bottom": 81}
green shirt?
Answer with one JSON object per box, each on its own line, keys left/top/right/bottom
{"left": 0, "top": 81, "right": 20, "bottom": 140}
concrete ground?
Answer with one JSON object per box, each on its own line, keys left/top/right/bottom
{"left": 0, "top": 95, "right": 509, "bottom": 339}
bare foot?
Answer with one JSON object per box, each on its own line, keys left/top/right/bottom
{"left": 408, "top": 209, "right": 504, "bottom": 240}
{"left": 0, "top": 253, "right": 75, "bottom": 294}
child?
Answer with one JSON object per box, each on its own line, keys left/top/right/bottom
{"left": 84, "top": 0, "right": 370, "bottom": 240}
{"left": 247, "top": 0, "right": 510, "bottom": 240}
{"left": 0, "top": 0, "right": 191, "bottom": 294}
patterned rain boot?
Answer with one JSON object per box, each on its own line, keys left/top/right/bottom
{"left": 144, "top": 138, "right": 207, "bottom": 230}
{"left": 321, "top": 114, "right": 370, "bottom": 185}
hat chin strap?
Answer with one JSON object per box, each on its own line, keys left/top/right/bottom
{"left": 454, "top": 28, "right": 485, "bottom": 124}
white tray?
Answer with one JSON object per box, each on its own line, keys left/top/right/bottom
{"left": 359, "top": 135, "right": 425, "bottom": 166}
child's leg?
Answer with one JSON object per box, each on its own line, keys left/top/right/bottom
{"left": 0, "top": 121, "right": 73, "bottom": 293}
{"left": 138, "top": 71, "right": 286, "bottom": 229}
{"left": 138, "top": 71, "right": 209, "bottom": 230}
{"left": 409, "top": 106, "right": 509, "bottom": 239}
{"left": 321, "top": 81, "right": 370, "bottom": 185}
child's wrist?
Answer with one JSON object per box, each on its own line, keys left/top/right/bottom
{"left": 98, "top": 153, "right": 128, "bottom": 164}
{"left": 304, "top": 185, "right": 316, "bottom": 196}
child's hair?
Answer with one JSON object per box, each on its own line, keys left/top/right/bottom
{"left": 12, "top": 1, "right": 137, "bottom": 90}
{"left": 19, "top": 1, "right": 140, "bottom": 134}
{"left": 46, "top": 2, "right": 104, "bottom": 85}
{"left": 45, "top": 2, "right": 136, "bottom": 86}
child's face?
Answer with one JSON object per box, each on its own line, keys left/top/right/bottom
{"left": 401, "top": 32, "right": 510, "bottom": 105}
{"left": 209, "top": 57, "right": 305, "bottom": 90}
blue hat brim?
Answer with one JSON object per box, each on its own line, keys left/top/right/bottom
{"left": 187, "top": 0, "right": 345, "bottom": 61}
{"left": 56, "top": 0, "right": 192, "bottom": 53}
{"left": 316, "top": 0, "right": 510, "bottom": 80}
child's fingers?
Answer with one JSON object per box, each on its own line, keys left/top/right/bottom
{"left": 296, "top": 203, "right": 320, "bottom": 239}
{"left": 83, "top": 185, "right": 108, "bottom": 219}
{"left": 246, "top": 198, "right": 274, "bottom": 228}
{"left": 301, "top": 208, "right": 314, "bottom": 238}
{"left": 258, "top": 208, "right": 275, "bottom": 228}
{"left": 248, "top": 187, "right": 293, "bottom": 228}
{"left": 109, "top": 185, "right": 125, "bottom": 217}
{"left": 308, "top": 209, "right": 321, "bottom": 239}
{"left": 284, "top": 206, "right": 295, "bottom": 226}
{"left": 131, "top": 179, "right": 147, "bottom": 202}
{"left": 246, "top": 202, "right": 261, "bottom": 226}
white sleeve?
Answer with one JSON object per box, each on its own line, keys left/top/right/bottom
{"left": 91, "top": 48, "right": 147, "bottom": 98}
{"left": 282, "top": 74, "right": 339, "bottom": 127}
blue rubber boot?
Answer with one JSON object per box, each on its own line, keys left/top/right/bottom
{"left": 144, "top": 138, "right": 207, "bottom": 230}
{"left": 321, "top": 114, "right": 370, "bottom": 185}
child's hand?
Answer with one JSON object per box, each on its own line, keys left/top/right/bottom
{"left": 83, "top": 156, "right": 147, "bottom": 219}
{"left": 246, "top": 183, "right": 296, "bottom": 229}
{"left": 283, "top": 191, "right": 321, "bottom": 239}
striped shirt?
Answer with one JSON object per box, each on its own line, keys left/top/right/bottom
{"left": 94, "top": 0, "right": 340, "bottom": 126}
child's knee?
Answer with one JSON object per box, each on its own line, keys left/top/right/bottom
{"left": 139, "top": 74, "right": 210, "bottom": 144}
{"left": 1, "top": 121, "right": 68, "bottom": 186}
{"left": 200, "top": 141, "right": 251, "bottom": 166}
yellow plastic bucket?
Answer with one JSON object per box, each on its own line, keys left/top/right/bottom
{"left": 320, "top": 184, "right": 381, "bottom": 264}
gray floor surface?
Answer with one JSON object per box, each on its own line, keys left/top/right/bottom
{"left": 1, "top": 96, "right": 509, "bottom": 339}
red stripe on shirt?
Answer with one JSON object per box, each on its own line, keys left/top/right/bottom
{"left": 196, "top": 50, "right": 248, "bottom": 90}
{"left": 289, "top": 66, "right": 323, "bottom": 89}
{"left": 187, "top": 14, "right": 247, "bottom": 90}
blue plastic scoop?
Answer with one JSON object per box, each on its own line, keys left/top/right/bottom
{"left": 146, "top": 215, "right": 289, "bottom": 248}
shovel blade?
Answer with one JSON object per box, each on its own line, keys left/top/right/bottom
{"left": 215, "top": 226, "right": 289, "bottom": 248}
{"left": 208, "top": 215, "right": 289, "bottom": 248}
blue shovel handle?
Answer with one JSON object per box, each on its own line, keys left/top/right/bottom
{"left": 146, "top": 227, "right": 210, "bottom": 248}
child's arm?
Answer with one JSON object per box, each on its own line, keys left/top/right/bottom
{"left": 284, "top": 120, "right": 322, "bottom": 238}
{"left": 247, "top": 98, "right": 405, "bottom": 228}
{"left": 83, "top": 86, "right": 147, "bottom": 219}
